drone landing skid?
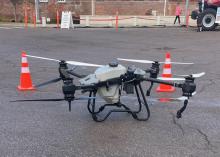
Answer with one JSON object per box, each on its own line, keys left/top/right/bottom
{"left": 87, "top": 83, "right": 150, "bottom": 122}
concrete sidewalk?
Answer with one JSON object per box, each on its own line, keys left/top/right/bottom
{"left": 0, "top": 15, "right": 197, "bottom": 28}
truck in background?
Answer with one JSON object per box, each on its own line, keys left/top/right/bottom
{"left": 191, "top": 0, "right": 220, "bottom": 31}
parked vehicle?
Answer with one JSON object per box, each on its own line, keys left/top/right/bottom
{"left": 191, "top": 0, "right": 220, "bottom": 31}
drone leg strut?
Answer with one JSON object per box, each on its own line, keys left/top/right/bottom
{"left": 85, "top": 82, "right": 151, "bottom": 122}
{"left": 176, "top": 99, "right": 188, "bottom": 119}
{"left": 87, "top": 91, "right": 104, "bottom": 114}
{"left": 130, "top": 83, "right": 150, "bottom": 121}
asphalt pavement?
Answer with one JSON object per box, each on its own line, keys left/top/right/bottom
{"left": 0, "top": 27, "right": 220, "bottom": 157}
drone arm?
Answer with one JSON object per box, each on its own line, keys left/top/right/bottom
{"left": 145, "top": 69, "right": 151, "bottom": 73}
{"left": 144, "top": 77, "right": 196, "bottom": 118}
{"left": 144, "top": 77, "right": 180, "bottom": 87}
{"left": 144, "top": 77, "right": 196, "bottom": 95}
{"left": 67, "top": 70, "right": 87, "bottom": 78}
{"left": 76, "top": 85, "right": 97, "bottom": 92}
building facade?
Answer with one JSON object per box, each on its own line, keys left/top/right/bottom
{"left": 0, "top": 0, "right": 197, "bottom": 22}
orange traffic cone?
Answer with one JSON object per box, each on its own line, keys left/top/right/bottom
{"left": 17, "top": 51, "right": 35, "bottom": 91}
{"left": 156, "top": 52, "right": 175, "bottom": 92}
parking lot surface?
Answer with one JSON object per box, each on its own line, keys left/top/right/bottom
{"left": 0, "top": 27, "right": 220, "bottom": 157}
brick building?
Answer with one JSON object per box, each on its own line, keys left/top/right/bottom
{"left": 0, "top": 0, "right": 197, "bottom": 22}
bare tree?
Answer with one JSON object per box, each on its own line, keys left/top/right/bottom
{"left": 10, "top": 0, "right": 35, "bottom": 22}
{"left": 25, "top": 0, "right": 35, "bottom": 4}
{"left": 10, "top": 0, "right": 23, "bottom": 22}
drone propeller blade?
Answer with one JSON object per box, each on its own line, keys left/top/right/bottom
{"left": 157, "top": 77, "right": 185, "bottom": 81}
{"left": 159, "top": 61, "right": 194, "bottom": 65}
{"left": 158, "top": 72, "right": 205, "bottom": 81}
{"left": 149, "top": 92, "right": 197, "bottom": 103}
{"left": 35, "top": 78, "right": 62, "bottom": 88}
{"left": 11, "top": 98, "right": 65, "bottom": 102}
{"left": 168, "top": 92, "right": 197, "bottom": 102}
{"left": 66, "top": 61, "right": 102, "bottom": 67}
{"left": 11, "top": 96, "right": 96, "bottom": 102}
{"left": 117, "top": 58, "right": 194, "bottom": 65}
{"left": 176, "top": 72, "right": 206, "bottom": 78}
{"left": 192, "top": 72, "right": 205, "bottom": 78}
{"left": 117, "top": 58, "right": 153, "bottom": 64}
{"left": 26, "top": 54, "right": 60, "bottom": 62}
{"left": 26, "top": 54, "right": 102, "bottom": 67}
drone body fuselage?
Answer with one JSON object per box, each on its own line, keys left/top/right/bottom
{"left": 80, "top": 64, "right": 127, "bottom": 104}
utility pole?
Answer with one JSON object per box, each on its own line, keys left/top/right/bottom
{"left": 91, "top": 0, "right": 95, "bottom": 16}
{"left": 163, "top": 0, "right": 167, "bottom": 16}
{"left": 184, "top": 0, "right": 189, "bottom": 25}
{"left": 35, "top": 0, "right": 40, "bottom": 23}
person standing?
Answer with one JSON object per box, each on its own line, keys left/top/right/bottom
{"left": 174, "top": 3, "right": 181, "bottom": 24}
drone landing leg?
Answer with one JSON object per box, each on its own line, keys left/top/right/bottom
{"left": 176, "top": 99, "right": 188, "bottom": 119}
{"left": 146, "top": 82, "right": 154, "bottom": 96}
{"left": 87, "top": 91, "right": 108, "bottom": 114}
{"left": 90, "top": 105, "right": 133, "bottom": 122}
{"left": 86, "top": 83, "right": 150, "bottom": 122}
{"left": 130, "top": 83, "right": 150, "bottom": 121}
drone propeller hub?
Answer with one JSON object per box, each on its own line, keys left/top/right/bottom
{"left": 59, "top": 60, "right": 67, "bottom": 66}
{"left": 109, "top": 61, "right": 118, "bottom": 67}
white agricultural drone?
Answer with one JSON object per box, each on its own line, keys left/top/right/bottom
{"left": 13, "top": 55, "right": 205, "bottom": 122}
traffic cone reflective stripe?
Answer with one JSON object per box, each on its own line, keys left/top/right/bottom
{"left": 156, "top": 52, "right": 175, "bottom": 92}
{"left": 162, "top": 65, "right": 172, "bottom": 78}
{"left": 17, "top": 52, "right": 35, "bottom": 91}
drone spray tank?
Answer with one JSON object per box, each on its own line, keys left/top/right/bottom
{"left": 79, "top": 62, "right": 127, "bottom": 104}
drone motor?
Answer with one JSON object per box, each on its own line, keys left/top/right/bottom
{"left": 181, "top": 77, "right": 196, "bottom": 97}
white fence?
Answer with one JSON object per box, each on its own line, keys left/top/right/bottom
{"left": 74, "top": 15, "right": 196, "bottom": 27}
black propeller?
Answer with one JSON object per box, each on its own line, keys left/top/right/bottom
{"left": 11, "top": 98, "right": 65, "bottom": 102}
{"left": 11, "top": 96, "right": 96, "bottom": 111}
{"left": 35, "top": 78, "right": 62, "bottom": 88}
{"left": 11, "top": 96, "right": 96, "bottom": 102}
{"left": 35, "top": 61, "right": 72, "bottom": 88}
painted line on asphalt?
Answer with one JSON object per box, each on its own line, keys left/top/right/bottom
{"left": 0, "top": 26, "right": 24, "bottom": 30}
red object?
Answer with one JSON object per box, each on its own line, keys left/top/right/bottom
{"left": 24, "top": 6, "right": 28, "bottom": 28}
{"left": 186, "top": 10, "right": 190, "bottom": 28}
{"left": 207, "top": 0, "right": 220, "bottom": 6}
{"left": 17, "top": 52, "right": 35, "bottom": 91}
{"left": 175, "top": 6, "right": 181, "bottom": 16}
{"left": 33, "top": 12, "right": 36, "bottom": 28}
{"left": 159, "top": 98, "right": 171, "bottom": 103}
{"left": 156, "top": 52, "right": 175, "bottom": 92}
{"left": 57, "top": 10, "right": 60, "bottom": 29}
{"left": 116, "top": 11, "right": 118, "bottom": 32}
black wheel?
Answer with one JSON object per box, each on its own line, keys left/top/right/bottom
{"left": 197, "top": 8, "right": 217, "bottom": 31}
